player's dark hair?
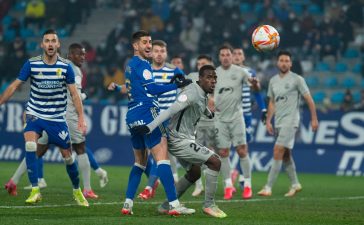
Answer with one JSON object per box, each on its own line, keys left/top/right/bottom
{"left": 171, "top": 55, "right": 182, "bottom": 60}
{"left": 218, "top": 43, "right": 233, "bottom": 54}
{"left": 132, "top": 30, "right": 150, "bottom": 44}
{"left": 152, "top": 40, "right": 167, "bottom": 48}
{"left": 197, "top": 54, "right": 212, "bottom": 62}
{"left": 199, "top": 65, "right": 216, "bottom": 77}
{"left": 42, "top": 29, "right": 57, "bottom": 37}
{"left": 277, "top": 50, "right": 292, "bottom": 59}
{"left": 68, "top": 43, "right": 84, "bottom": 52}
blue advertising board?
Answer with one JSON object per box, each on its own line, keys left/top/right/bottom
{"left": 0, "top": 101, "right": 363, "bottom": 176}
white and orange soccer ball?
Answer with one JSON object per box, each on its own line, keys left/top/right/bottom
{"left": 252, "top": 25, "right": 280, "bottom": 52}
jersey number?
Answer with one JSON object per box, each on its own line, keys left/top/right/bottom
{"left": 190, "top": 143, "right": 201, "bottom": 152}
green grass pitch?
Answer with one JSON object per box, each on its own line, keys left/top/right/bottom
{"left": 0, "top": 162, "right": 363, "bottom": 225}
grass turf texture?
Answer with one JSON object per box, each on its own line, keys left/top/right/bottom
{"left": 0, "top": 162, "right": 363, "bottom": 225}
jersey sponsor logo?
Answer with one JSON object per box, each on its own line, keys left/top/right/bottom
{"left": 218, "top": 87, "right": 233, "bottom": 95}
{"left": 58, "top": 130, "right": 68, "bottom": 140}
{"left": 128, "top": 120, "right": 145, "bottom": 128}
{"left": 143, "top": 69, "right": 152, "bottom": 80}
{"left": 177, "top": 94, "right": 188, "bottom": 102}
{"left": 275, "top": 95, "right": 288, "bottom": 103}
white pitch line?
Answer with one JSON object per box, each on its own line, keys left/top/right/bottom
{"left": 1, "top": 196, "right": 364, "bottom": 209}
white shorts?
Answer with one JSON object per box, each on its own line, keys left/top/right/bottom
{"left": 167, "top": 135, "right": 218, "bottom": 171}
{"left": 274, "top": 127, "right": 297, "bottom": 149}
{"left": 67, "top": 117, "right": 85, "bottom": 144}
{"left": 215, "top": 117, "right": 246, "bottom": 149}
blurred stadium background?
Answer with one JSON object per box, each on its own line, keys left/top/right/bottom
{"left": 0, "top": 0, "right": 364, "bottom": 224}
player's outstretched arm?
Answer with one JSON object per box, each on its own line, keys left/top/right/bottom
{"left": 266, "top": 98, "right": 275, "bottom": 135}
{"left": 68, "top": 84, "right": 87, "bottom": 134}
{"left": 0, "top": 79, "right": 23, "bottom": 105}
{"left": 107, "top": 82, "right": 127, "bottom": 94}
{"left": 303, "top": 93, "right": 318, "bottom": 132}
{"left": 132, "top": 97, "right": 189, "bottom": 135}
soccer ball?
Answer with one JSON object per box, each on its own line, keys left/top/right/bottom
{"left": 252, "top": 25, "right": 280, "bottom": 52}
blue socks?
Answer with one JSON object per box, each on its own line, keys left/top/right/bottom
{"left": 66, "top": 162, "right": 80, "bottom": 189}
{"left": 25, "top": 151, "right": 38, "bottom": 186}
{"left": 157, "top": 161, "right": 177, "bottom": 202}
{"left": 86, "top": 147, "right": 99, "bottom": 170}
{"left": 37, "top": 157, "right": 44, "bottom": 179}
{"left": 147, "top": 161, "right": 158, "bottom": 187}
{"left": 126, "top": 164, "right": 145, "bottom": 199}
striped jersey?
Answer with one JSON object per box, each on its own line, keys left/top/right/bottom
{"left": 153, "top": 63, "right": 184, "bottom": 111}
{"left": 17, "top": 55, "right": 75, "bottom": 122}
{"left": 241, "top": 66, "right": 255, "bottom": 116}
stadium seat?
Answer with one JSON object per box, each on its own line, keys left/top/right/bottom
{"left": 58, "top": 28, "right": 70, "bottom": 38}
{"left": 308, "top": 4, "right": 322, "bottom": 15}
{"left": 26, "top": 41, "right": 38, "bottom": 52}
{"left": 240, "top": 3, "right": 252, "bottom": 13}
{"left": 313, "top": 91, "right": 325, "bottom": 104}
{"left": 20, "top": 28, "right": 35, "bottom": 38}
{"left": 3, "top": 29, "right": 16, "bottom": 42}
{"left": 361, "top": 79, "right": 364, "bottom": 88}
{"left": 305, "top": 76, "right": 319, "bottom": 88}
{"left": 1, "top": 15, "right": 12, "bottom": 28}
{"left": 341, "top": 77, "right": 356, "bottom": 89}
{"left": 14, "top": 1, "right": 27, "bottom": 11}
{"left": 352, "top": 63, "right": 362, "bottom": 74}
{"left": 334, "top": 63, "right": 347, "bottom": 73}
{"left": 331, "top": 91, "right": 344, "bottom": 104}
{"left": 315, "top": 62, "right": 330, "bottom": 72}
{"left": 254, "top": 3, "right": 264, "bottom": 14}
{"left": 323, "top": 76, "right": 338, "bottom": 88}
{"left": 291, "top": 3, "right": 303, "bottom": 15}
{"left": 344, "top": 48, "right": 359, "bottom": 59}
{"left": 353, "top": 91, "right": 361, "bottom": 103}
{"left": 99, "top": 99, "right": 111, "bottom": 105}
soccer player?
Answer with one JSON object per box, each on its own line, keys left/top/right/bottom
{"left": 258, "top": 50, "right": 318, "bottom": 197}
{"left": 4, "top": 44, "right": 108, "bottom": 197}
{"left": 138, "top": 40, "right": 183, "bottom": 200}
{"left": 121, "top": 30, "right": 193, "bottom": 215}
{"left": 186, "top": 54, "right": 216, "bottom": 197}
{"left": 171, "top": 55, "right": 184, "bottom": 70}
{"left": 0, "top": 29, "right": 88, "bottom": 206}
{"left": 214, "top": 44, "right": 259, "bottom": 200}
{"left": 132, "top": 65, "right": 227, "bottom": 218}
{"left": 230, "top": 47, "right": 267, "bottom": 196}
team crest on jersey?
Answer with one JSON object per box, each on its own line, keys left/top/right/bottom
{"left": 143, "top": 69, "right": 152, "bottom": 80}
{"left": 162, "top": 73, "right": 168, "bottom": 80}
{"left": 56, "top": 68, "right": 62, "bottom": 76}
{"left": 38, "top": 71, "right": 43, "bottom": 76}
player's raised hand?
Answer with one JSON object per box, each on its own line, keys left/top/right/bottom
{"left": 131, "top": 125, "right": 150, "bottom": 135}
{"left": 107, "top": 82, "right": 117, "bottom": 91}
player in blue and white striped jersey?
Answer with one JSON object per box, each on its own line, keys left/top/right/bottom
{"left": 231, "top": 47, "right": 267, "bottom": 195}
{"left": 138, "top": 40, "right": 184, "bottom": 200}
{"left": 0, "top": 29, "right": 88, "bottom": 206}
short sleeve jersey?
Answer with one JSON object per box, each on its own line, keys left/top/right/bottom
{"left": 267, "top": 72, "right": 309, "bottom": 128}
{"left": 214, "top": 64, "right": 250, "bottom": 122}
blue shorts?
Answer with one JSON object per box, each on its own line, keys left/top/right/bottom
{"left": 24, "top": 114, "right": 71, "bottom": 149}
{"left": 126, "top": 106, "right": 165, "bottom": 150}
{"left": 244, "top": 115, "right": 252, "bottom": 143}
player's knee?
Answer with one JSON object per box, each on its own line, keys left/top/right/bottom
{"left": 218, "top": 149, "right": 229, "bottom": 158}
{"left": 185, "top": 165, "right": 201, "bottom": 183}
{"left": 64, "top": 156, "right": 74, "bottom": 165}
{"left": 206, "top": 154, "right": 221, "bottom": 171}
{"left": 25, "top": 141, "right": 37, "bottom": 152}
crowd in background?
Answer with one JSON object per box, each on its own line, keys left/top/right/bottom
{"left": 0, "top": 0, "right": 363, "bottom": 109}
